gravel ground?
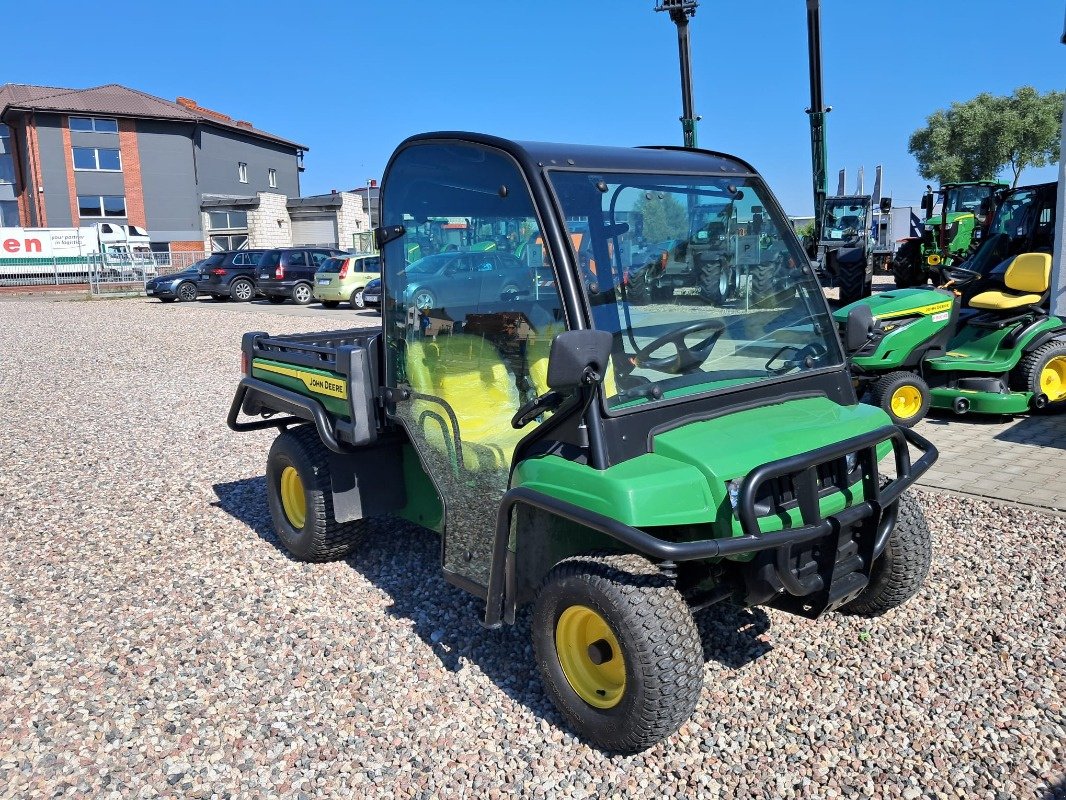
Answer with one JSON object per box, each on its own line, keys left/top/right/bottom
{"left": 0, "top": 297, "right": 1063, "bottom": 799}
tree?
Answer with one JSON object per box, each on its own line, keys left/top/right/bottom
{"left": 908, "top": 86, "right": 1063, "bottom": 187}
{"left": 635, "top": 193, "right": 688, "bottom": 243}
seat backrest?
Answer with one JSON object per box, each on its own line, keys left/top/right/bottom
{"left": 424, "top": 334, "right": 518, "bottom": 439}
{"left": 1003, "top": 252, "right": 1051, "bottom": 294}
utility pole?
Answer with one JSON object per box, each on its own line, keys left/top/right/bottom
{"left": 655, "top": 1, "right": 700, "bottom": 148}
{"left": 805, "top": 0, "right": 831, "bottom": 247}
{"left": 1051, "top": 10, "right": 1065, "bottom": 316}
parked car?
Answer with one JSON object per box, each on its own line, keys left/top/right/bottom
{"left": 359, "top": 277, "right": 382, "bottom": 308}
{"left": 256, "top": 248, "right": 347, "bottom": 305}
{"left": 400, "top": 251, "right": 534, "bottom": 310}
{"left": 312, "top": 254, "right": 381, "bottom": 308}
{"left": 145, "top": 261, "right": 207, "bottom": 303}
{"left": 196, "top": 249, "right": 269, "bottom": 302}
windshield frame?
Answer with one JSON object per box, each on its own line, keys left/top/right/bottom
{"left": 543, "top": 166, "right": 845, "bottom": 418}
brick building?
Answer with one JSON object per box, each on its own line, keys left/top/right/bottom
{"left": 0, "top": 83, "right": 308, "bottom": 253}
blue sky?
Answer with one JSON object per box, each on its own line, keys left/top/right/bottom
{"left": 7, "top": 1, "right": 1063, "bottom": 214}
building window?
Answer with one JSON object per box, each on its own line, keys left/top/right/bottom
{"left": 72, "top": 146, "right": 121, "bottom": 171}
{"left": 211, "top": 234, "right": 248, "bottom": 251}
{"left": 207, "top": 210, "right": 248, "bottom": 230}
{"left": 238, "top": 162, "right": 248, "bottom": 183}
{"left": 268, "top": 168, "right": 277, "bottom": 189}
{"left": 78, "top": 195, "right": 126, "bottom": 218}
{"left": 0, "top": 200, "right": 18, "bottom": 226}
{"left": 69, "top": 116, "right": 119, "bottom": 133}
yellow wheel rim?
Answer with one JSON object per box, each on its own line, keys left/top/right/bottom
{"left": 555, "top": 605, "right": 626, "bottom": 709}
{"left": 927, "top": 254, "right": 942, "bottom": 266}
{"left": 280, "top": 466, "right": 307, "bottom": 529}
{"left": 1039, "top": 356, "right": 1066, "bottom": 402}
{"left": 890, "top": 384, "right": 923, "bottom": 420}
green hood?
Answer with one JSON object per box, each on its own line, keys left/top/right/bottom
{"left": 512, "top": 397, "right": 892, "bottom": 532}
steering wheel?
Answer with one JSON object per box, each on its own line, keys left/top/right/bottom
{"left": 633, "top": 319, "right": 726, "bottom": 374}
{"left": 940, "top": 265, "right": 981, "bottom": 287}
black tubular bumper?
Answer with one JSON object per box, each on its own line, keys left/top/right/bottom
{"left": 227, "top": 377, "right": 354, "bottom": 454}
{"left": 482, "top": 425, "right": 937, "bottom": 627}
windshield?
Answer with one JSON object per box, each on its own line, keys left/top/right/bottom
{"left": 821, "top": 200, "right": 868, "bottom": 240}
{"left": 944, "top": 184, "right": 995, "bottom": 215}
{"left": 547, "top": 171, "right": 843, "bottom": 411}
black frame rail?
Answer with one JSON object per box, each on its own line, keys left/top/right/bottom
{"left": 482, "top": 425, "right": 936, "bottom": 627}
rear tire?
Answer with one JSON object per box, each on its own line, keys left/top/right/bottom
{"left": 837, "top": 261, "right": 867, "bottom": 305}
{"left": 838, "top": 491, "right": 931, "bottom": 617}
{"left": 698, "top": 257, "right": 723, "bottom": 305}
{"left": 871, "top": 371, "right": 930, "bottom": 427}
{"left": 351, "top": 289, "right": 365, "bottom": 309}
{"left": 1010, "top": 340, "right": 1066, "bottom": 411}
{"left": 532, "top": 553, "right": 704, "bottom": 753}
{"left": 230, "top": 278, "right": 255, "bottom": 302}
{"left": 292, "top": 283, "right": 313, "bottom": 305}
{"left": 266, "top": 425, "right": 365, "bottom": 562}
{"left": 892, "top": 241, "right": 925, "bottom": 289}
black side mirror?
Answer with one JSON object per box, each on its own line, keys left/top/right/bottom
{"left": 879, "top": 197, "right": 893, "bottom": 213}
{"left": 546, "top": 330, "right": 614, "bottom": 390}
{"left": 845, "top": 304, "right": 874, "bottom": 352}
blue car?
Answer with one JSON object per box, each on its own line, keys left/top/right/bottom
{"left": 146, "top": 261, "right": 207, "bottom": 303}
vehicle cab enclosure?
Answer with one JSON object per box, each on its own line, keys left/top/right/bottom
{"left": 230, "top": 132, "right": 936, "bottom": 751}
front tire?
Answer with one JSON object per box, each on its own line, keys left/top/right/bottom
{"left": 177, "top": 282, "right": 198, "bottom": 302}
{"left": 411, "top": 288, "right": 436, "bottom": 310}
{"left": 871, "top": 371, "right": 931, "bottom": 427}
{"left": 265, "top": 426, "right": 365, "bottom": 562}
{"left": 698, "top": 257, "right": 723, "bottom": 305}
{"left": 837, "top": 261, "right": 868, "bottom": 305}
{"left": 839, "top": 490, "right": 931, "bottom": 617}
{"left": 532, "top": 554, "right": 704, "bottom": 753}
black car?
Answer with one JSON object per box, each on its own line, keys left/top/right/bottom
{"left": 196, "top": 249, "right": 269, "bottom": 301}
{"left": 145, "top": 262, "right": 207, "bottom": 303}
{"left": 256, "top": 248, "right": 346, "bottom": 304}
{"left": 358, "top": 277, "right": 382, "bottom": 308}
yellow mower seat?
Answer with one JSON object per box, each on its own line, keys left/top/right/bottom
{"left": 969, "top": 253, "right": 1051, "bottom": 311}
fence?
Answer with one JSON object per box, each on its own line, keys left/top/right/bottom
{"left": 0, "top": 251, "right": 212, "bottom": 295}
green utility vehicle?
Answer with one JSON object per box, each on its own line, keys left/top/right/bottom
{"left": 814, "top": 194, "right": 874, "bottom": 305}
{"left": 228, "top": 133, "right": 937, "bottom": 752}
{"left": 892, "top": 181, "right": 1007, "bottom": 289}
{"left": 836, "top": 252, "right": 1066, "bottom": 426}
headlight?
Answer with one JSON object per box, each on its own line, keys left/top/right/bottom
{"left": 845, "top": 452, "right": 858, "bottom": 473}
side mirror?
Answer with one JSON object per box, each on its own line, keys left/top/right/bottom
{"left": 546, "top": 330, "right": 614, "bottom": 390}
{"left": 879, "top": 197, "right": 893, "bottom": 213}
{"left": 845, "top": 304, "right": 874, "bottom": 352}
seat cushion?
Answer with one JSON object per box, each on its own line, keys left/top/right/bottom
{"left": 968, "top": 290, "right": 1043, "bottom": 310}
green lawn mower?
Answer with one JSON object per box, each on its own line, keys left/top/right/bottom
{"left": 837, "top": 252, "right": 1066, "bottom": 426}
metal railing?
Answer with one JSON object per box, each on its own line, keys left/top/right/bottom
{"left": 0, "top": 251, "right": 212, "bottom": 293}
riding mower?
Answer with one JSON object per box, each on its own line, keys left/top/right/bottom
{"left": 836, "top": 252, "right": 1066, "bottom": 426}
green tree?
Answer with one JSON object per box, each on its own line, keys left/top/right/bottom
{"left": 635, "top": 193, "right": 688, "bottom": 242}
{"left": 908, "top": 86, "right": 1063, "bottom": 187}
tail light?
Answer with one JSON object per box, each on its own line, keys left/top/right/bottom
{"left": 211, "top": 268, "right": 227, "bottom": 276}
{"left": 338, "top": 259, "right": 349, "bottom": 279}
{"left": 275, "top": 265, "right": 285, "bottom": 279}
